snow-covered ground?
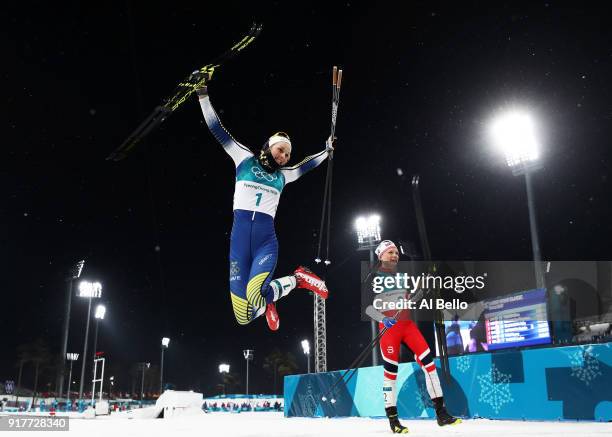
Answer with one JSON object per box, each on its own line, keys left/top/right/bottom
{"left": 4, "top": 411, "right": 610, "bottom": 437}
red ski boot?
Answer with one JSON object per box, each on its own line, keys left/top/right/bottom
{"left": 265, "top": 303, "right": 280, "bottom": 331}
{"left": 294, "top": 266, "right": 329, "bottom": 299}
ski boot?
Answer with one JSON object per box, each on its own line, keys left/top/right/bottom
{"left": 385, "top": 406, "right": 409, "bottom": 434}
{"left": 433, "top": 397, "right": 461, "bottom": 426}
{"left": 265, "top": 303, "right": 279, "bottom": 331}
{"left": 294, "top": 266, "right": 329, "bottom": 299}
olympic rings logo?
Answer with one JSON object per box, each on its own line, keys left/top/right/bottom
{"left": 251, "top": 166, "right": 277, "bottom": 182}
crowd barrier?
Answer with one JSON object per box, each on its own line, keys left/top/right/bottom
{"left": 284, "top": 343, "right": 612, "bottom": 421}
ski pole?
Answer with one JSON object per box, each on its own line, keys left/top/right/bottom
{"left": 316, "top": 66, "right": 343, "bottom": 266}
{"left": 321, "top": 306, "right": 403, "bottom": 403}
{"left": 319, "top": 260, "right": 387, "bottom": 400}
{"left": 321, "top": 322, "right": 391, "bottom": 402}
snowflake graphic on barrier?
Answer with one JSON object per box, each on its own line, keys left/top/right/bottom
{"left": 297, "top": 382, "right": 317, "bottom": 416}
{"left": 456, "top": 355, "right": 472, "bottom": 373}
{"left": 567, "top": 345, "right": 602, "bottom": 386}
{"left": 477, "top": 364, "right": 514, "bottom": 414}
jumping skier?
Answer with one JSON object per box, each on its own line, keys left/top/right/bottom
{"left": 195, "top": 79, "right": 331, "bottom": 331}
{"left": 366, "top": 240, "right": 461, "bottom": 433}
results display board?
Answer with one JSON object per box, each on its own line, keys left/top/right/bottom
{"left": 440, "top": 288, "right": 551, "bottom": 355}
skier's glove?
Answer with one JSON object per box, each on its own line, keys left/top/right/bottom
{"left": 383, "top": 317, "right": 397, "bottom": 329}
{"left": 192, "top": 68, "right": 214, "bottom": 97}
{"left": 326, "top": 135, "right": 337, "bottom": 151}
{"left": 196, "top": 85, "right": 208, "bottom": 98}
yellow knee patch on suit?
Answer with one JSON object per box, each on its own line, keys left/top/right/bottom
{"left": 230, "top": 292, "right": 254, "bottom": 325}
{"left": 246, "top": 272, "right": 270, "bottom": 309}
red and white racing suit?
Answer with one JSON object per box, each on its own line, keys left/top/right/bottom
{"left": 366, "top": 268, "right": 443, "bottom": 408}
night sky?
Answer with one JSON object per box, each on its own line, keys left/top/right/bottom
{"left": 4, "top": 2, "right": 611, "bottom": 395}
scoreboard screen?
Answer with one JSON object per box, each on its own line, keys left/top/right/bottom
{"left": 437, "top": 288, "right": 552, "bottom": 356}
{"left": 483, "top": 288, "right": 551, "bottom": 350}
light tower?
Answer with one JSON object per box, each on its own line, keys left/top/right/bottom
{"left": 65, "top": 353, "right": 79, "bottom": 401}
{"left": 58, "top": 259, "right": 84, "bottom": 399}
{"left": 160, "top": 337, "right": 170, "bottom": 394}
{"left": 243, "top": 349, "right": 254, "bottom": 395}
{"left": 78, "top": 281, "right": 102, "bottom": 399}
{"left": 490, "top": 109, "right": 544, "bottom": 289}
{"left": 355, "top": 214, "right": 382, "bottom": 366}
{"left": 313, "top": 292, "right": 327, "bottom": 373}
{"left": 139, "top": 362, "right": 151, "bottom": 402}
{"left": 218, "top": 363, "right": 230, "bottom": 396}
{"left": 92, "top": 304, "right": 106, "bottom": 360}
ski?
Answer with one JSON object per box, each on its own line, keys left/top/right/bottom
{"left": 107, "top": 22, "right": 263, "bottom": 162}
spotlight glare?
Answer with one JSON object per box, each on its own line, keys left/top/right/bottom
{"left": 355, "top": 214, "right": 381, "bottom": 245}
{"left": 490, "top": 110, "right": 540, "bottom": 170}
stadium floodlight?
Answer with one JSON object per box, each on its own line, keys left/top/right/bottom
{"left": 355, "top": 214, "right": 381, "bottom": 248}
{"left": 490, "top": 110, "right": 541, "bottom": 175}
{"left": 94, "top": 304, "right": 106, "bottom": 320}
{"left": 73, "top": 260, "right": 85, "bottom": 279}
{"left": 301, "top": 340, "right": 311, "bottom": 373}
{"left": 161, "top": 337, "right": 170, "bottom": 348}
{"left": 78, "top": 281, "right": 102, "bottom": 298}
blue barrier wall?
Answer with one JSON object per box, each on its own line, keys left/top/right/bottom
{"left": 284, "top": 343, "right": 612, "bottom": 421}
